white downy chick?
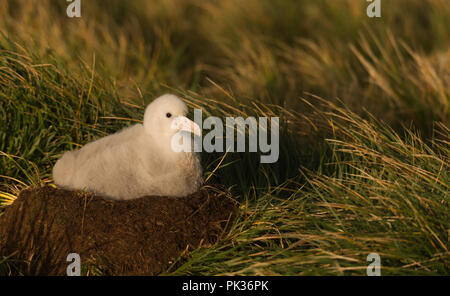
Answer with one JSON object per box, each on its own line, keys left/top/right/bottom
{"left": 53, "top": 94, "right": 203, "bottom": 200}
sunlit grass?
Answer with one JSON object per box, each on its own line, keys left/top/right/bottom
{"left": 163, "top": 101, "right": 449, "bottom": 276}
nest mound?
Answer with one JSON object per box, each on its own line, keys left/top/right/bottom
{"left": 0, "top": 186, "right": 237, "bottom": 275}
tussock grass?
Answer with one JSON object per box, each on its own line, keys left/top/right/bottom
{"left": 164, "top": 102, "right": 449, "bottom": 275}
{"left": 0, "top": 0, "right": 449, "bottom": 275}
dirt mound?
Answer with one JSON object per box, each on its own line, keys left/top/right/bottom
{"left": 0, "top": 186, "right": 237, "bottom": 275}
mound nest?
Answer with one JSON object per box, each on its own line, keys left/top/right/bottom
{"left": 0, "top": 186, "right": 237, "bottom": 275}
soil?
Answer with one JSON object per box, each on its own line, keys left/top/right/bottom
{"left": 0, "top": 186, "right": 237, "bottom": 275}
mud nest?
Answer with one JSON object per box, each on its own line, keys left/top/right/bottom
{"left": 0, "top": 186, "right": 237, "bottom": 275}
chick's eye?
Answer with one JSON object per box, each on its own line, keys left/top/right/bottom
{"left": 166, "top": 113, "right": 172, "bottom": 118}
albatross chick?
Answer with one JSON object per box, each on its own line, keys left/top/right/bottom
{"left": 53, "top": 94, "right": 203, "bottom": 200}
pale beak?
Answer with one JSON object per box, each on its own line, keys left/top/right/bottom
{"left": 171, "top": 116, "right": 201, "bottom": 136}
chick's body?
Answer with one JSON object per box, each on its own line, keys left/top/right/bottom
{"left": 53, "top": 94, "right": 203, "bottom": 200}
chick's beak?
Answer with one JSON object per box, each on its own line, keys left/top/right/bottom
{"left": 171, "top": 116, "right": 201, "bottom": 136}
